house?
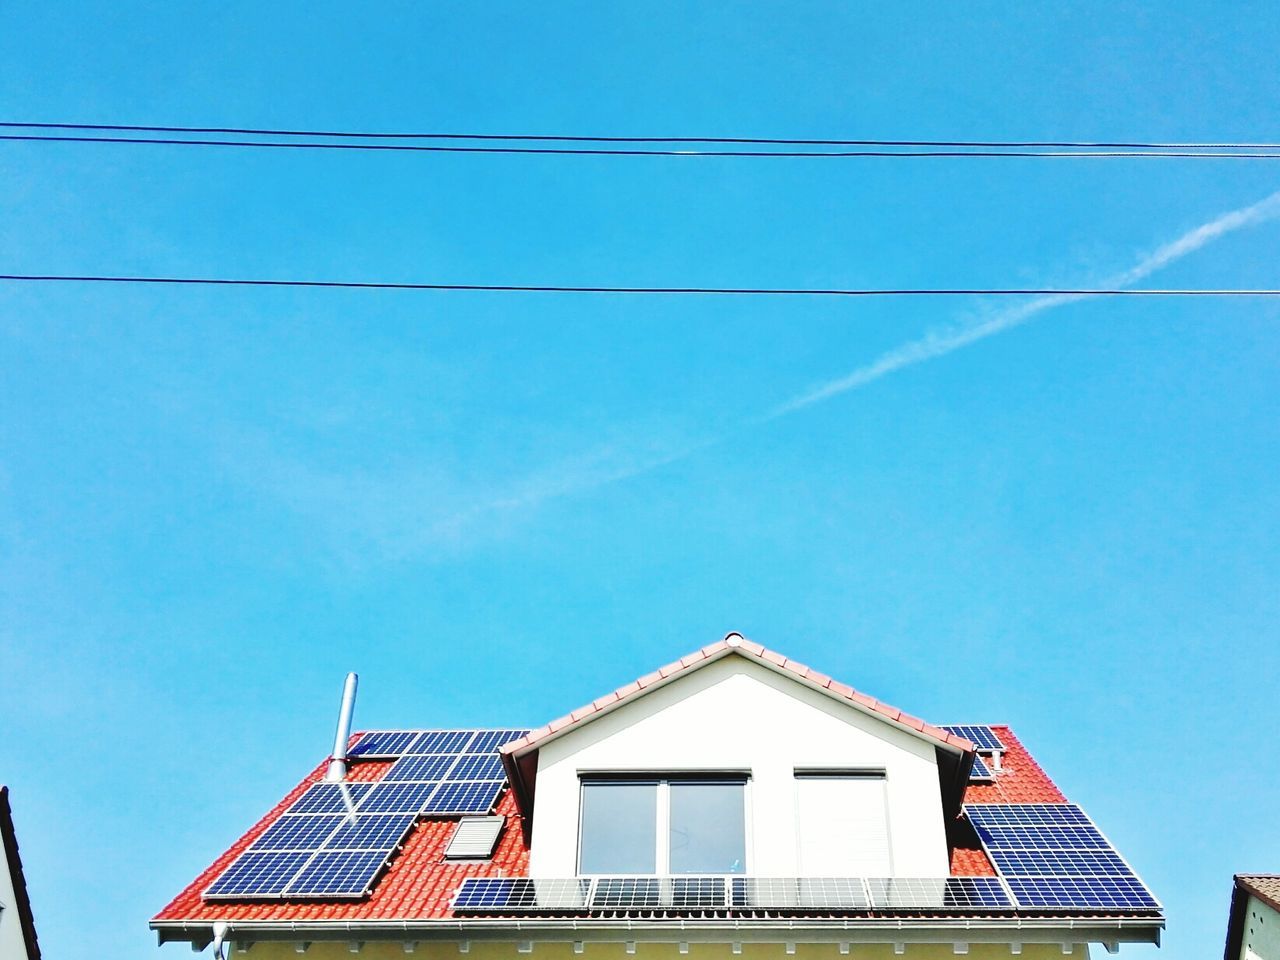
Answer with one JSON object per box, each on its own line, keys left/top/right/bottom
{"left": 1224, "top": 875, "right": 1280, "bottom": 960}
{"left": 1, "top": 786, "right": 42, "bottom": 960}
{"left": 152, "top": 634, "right": 1163, "bottom": 959}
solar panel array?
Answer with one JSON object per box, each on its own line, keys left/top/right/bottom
{"left": 969, "top": 754, "right": 994, "bottom": 781}
{"left": 453, "top": 876, "right": 1013, "bottom": 914}
{"left": 965, "top": 803, "right": 1160, "bottom": 912}
{"left": 204, "top": 729, "right": 527, "bottom": 901}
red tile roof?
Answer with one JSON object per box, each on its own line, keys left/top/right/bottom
{"left": 154, "top": 645, "right": 1092, "bottom": 931}
{"left": 960, "top": 726, "right": 1066, "bottom": 805}
{"left": 154, "top": 720, "right": 1067, "bottom": 923}
{"left": 153, "top": 755, "right": 527, "bottom": 923}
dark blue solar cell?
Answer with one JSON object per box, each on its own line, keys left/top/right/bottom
{"left": 383, "top": 754, "right": 459, "bottom": 782}
{"left": 989, "top": 848, "right": 1134, "bottom": 877}
{"left": 943, "top": 725, "right": 1006, "bottom": 751}
{"left": 448, "top": 753, "right": 505, "bottom": 781}
{"left": 285, "top": 783, "right": 372, "bottom": 815}
{"left": 454, "top": 877, "right": 591, "bottom": 912}
{"left": 466, "top": 730, "right": 530, "bottom": 754}
{"left": 422, "top": 780, "right": 504, "bottom": 815}
{"left": 409, "top": 730, "right": 476, "bottom": 754}
{"left": 1004, "top": 876, "right": 1160, "bottom": 911}
{"left": 357, "top": 782, "right": 438, "bottom": 814}
{"left": 204, "top": 851, "right": 311, "bottom": 898}
{"left": 975, "top": 824, "right": 1110, "bottom": 850}
{"left": 286, "top": 850, "right": 387, "bottom": 897}
{"left": 349, "top": 731, "right": 420, "bottom": 757}
{"left": 323, "top": 813, "right": 416, "bottom": 851}
{"left": 965, "top": 803, "right": 1091, "bottom": 828}
{"left": 249, "top": 815, "right": 344, "bottom": 851}
{"left": 970, "top": 755, "right": 993, "bottom": 780}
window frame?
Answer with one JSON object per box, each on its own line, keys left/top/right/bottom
{"left": 576, "top": 772, "right": 751, "bottom": 876}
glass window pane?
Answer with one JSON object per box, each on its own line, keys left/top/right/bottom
{"left": 669, "top": 781, "right": 746, "bottom": 874}
{"left": 579, "top": 781, "right": 657, "bottom": 874}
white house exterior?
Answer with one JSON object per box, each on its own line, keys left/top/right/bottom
{"left": 1225, "top": 875, "right": 1280, "bottom": 960}
{"left": 0, "top": 786, "right": 41, "bottom": 960}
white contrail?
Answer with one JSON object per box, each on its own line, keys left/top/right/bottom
{"left": 768, "top": 188, "right": 1280, "bottom": 418}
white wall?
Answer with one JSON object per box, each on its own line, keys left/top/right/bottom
{"left": 1239, "top": 894, "right": 1280, "bottom": 960}
{"left": 0, "top": 839, "right": 32, "bottom": 960}
{"left": 529, "top": 653, "right": 950, "bottom": 878}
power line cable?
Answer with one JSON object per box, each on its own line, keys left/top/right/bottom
{"left": 2, "top": 274, "right": 1277, "bottom": 296}
{"left": 3, "top": 121, "right": 1278, "bottom": 150}
{"left": 5, "top": 133, "right": 1280, "bottom": 159}
{"left": 6, "top": 133, "right": 1280, "bottom": 158}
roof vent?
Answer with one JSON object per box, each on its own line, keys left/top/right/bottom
{"left": 445, "top": 816, "right": 506, "bottom": 860}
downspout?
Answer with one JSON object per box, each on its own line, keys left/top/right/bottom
{"left": 324, "top": 673, "right": 359, "bottom": 783}
{"left": 210, "top": 920, "right": 230, "bottom": 960}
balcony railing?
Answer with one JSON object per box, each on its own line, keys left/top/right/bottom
{"left": 453, "top": 876, "right": 1016, "bottom": 914}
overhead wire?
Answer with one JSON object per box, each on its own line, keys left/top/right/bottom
{"left": 4, "top": 133, "right": 1279, "bottom": 158}
{"left": 3, "top": 121, "right": 1279, "bottom": 149}
{"left": 1, "top": 274, "right": 1277, "bottom": 296}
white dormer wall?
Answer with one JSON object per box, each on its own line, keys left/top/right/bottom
{"left": 528, "top": 654, "right": 951, "bottom": 878}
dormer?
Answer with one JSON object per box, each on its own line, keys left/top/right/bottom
{"left": 500, "top": 634, "right": 974, "bottom": 879}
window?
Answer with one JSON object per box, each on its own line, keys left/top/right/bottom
{"left": 579, "top": 777, "right": 747, "bottom": 875}
{"left": 795, "top": 772, "right": 891, "bottom": 876}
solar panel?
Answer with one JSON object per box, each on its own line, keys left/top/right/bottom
{"left": 867, "top": 877, "right": 1013, "bottom": 910}
{"left": 466, "top": 729, "right": 530, "bottom": 754}
{"left": 285, "top": 850, "right": 388, "bottom": 897}
{"left": 422, "top": 780, "right": 504, "bottom": 815}
{"left": 969, "top": 755, "right": 994, "bottom": 780}
{"left": 731, "top": 877, "right": 871, "bottom": 910}
{"left": 965, "top": 804, "right": 1091, "bottom": 828}
{"left": 349, "top": 731, "right": 420, "bottom": 758}
{"left": 383, "top": 754, "right": 460, "bottom": 782}
{"left": 322, "top": 813, "right": 417, "bottom": 851}
{"left": 285, "top": 782, "right": 372, "bottom": 815}
{"left": 409, "top": 730, "right": 476, "bottom": 754}
{"left": 356, "top": 782, "right": 439, "bottom": 814}
{"left": 249, "top": 814, "right": 344, "bottom": 851}
{"left": 1004, "top": 876, "right": 1161, "bottom": 911}
{"left": 591, "top": 877, "right": 726, "bottom": 910}
{"left": 989, "top": 849, "right": 1133, "bottom": 877}
{"left": 453, "top": 877, "right": 592, "bottom": 913}
{"left": 976, "top": 824, "right": 1110, "bottom": 850}
{"left": 204, "top": 851, "right": 313, "bottom": 899}
{"left": 965, "top": 803, "right": 1160, "bottom": 913}
{"left": 943, "top": 725, "right": 1005, "bottom": 752}
{"left": 448, "top": 753, "right": 506, "bottom": 781}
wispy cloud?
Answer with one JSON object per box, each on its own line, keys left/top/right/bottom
{"left": 228, "top": 189, "right": 1280, "bottom": 560}
{"left": 767, "top": 188, "right": 1280, "bottom": 418}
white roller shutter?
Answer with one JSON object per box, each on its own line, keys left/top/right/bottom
{"left": 796, "top": 775, "right": 892, "bottom": 876}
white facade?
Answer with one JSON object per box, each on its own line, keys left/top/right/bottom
{"left": 528, "top": 653, "right": 951, "bottom": 879}
{"left": 0, "top": 836, "right": 32, "bottom": 960}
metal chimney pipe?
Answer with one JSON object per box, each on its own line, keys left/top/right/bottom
{"left": 324, "top": 672, "right": 359, "bottom": 783}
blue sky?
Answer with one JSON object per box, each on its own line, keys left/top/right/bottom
{"left": 1, "top": 3, "right": 1278, "bottom": 958}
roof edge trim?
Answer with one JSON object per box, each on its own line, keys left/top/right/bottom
{"left": 502, "top": 634, "right": 976, "bottom": 763}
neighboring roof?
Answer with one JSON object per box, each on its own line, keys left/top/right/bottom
{"left": 1225, "top": 874, "right": 1280, "bottom": 960}
{"left": 0, "top": 786, "right": 42, "bottom": 960}
{"left": 501, "top": 634, "right": 976, "bottom": 760}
